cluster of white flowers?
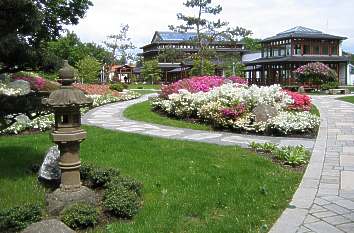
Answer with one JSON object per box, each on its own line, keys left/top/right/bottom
{"left": 152, "top": 84, "right": 319, "bottom": 135}
{"left": 0, "top": 83, "right": 22, "bottom": 96}
{"left": 269, "top": 111, "right": 320, "bottom": 134}
{"left": 0, "top": 91, "right": 141, "bottom": 135}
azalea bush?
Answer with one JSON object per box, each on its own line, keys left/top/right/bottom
{"left": 294, "top": 62, "right": 337, "bottom": 85}
{"left": 153, "top": 78, "right": 319, "bottom": 136}
{"left": 160, "top": 76, "right": 247, "bottom": 98}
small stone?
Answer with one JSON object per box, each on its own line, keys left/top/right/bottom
{"left": 8, "top": 80, "right": 31, "bottom": 95}
{"left": 39, "top": 146, "right": 61, "bottom": 181}
{"left": 252, "top": 104, "right": 278, "bottom": 123}
{"left": 21, "top": 219, "right": 75, "bottom": 233}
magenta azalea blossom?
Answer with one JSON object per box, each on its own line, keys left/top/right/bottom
{"left": 161, "top": 76, "right": 247, "bottom": 98}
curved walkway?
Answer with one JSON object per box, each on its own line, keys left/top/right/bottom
{"left": 82, "top": 94, "right": 354, "bottom": 233}
{"left": 82, "top": 94, "right": 315, "bottom": 149}
{"left": 270, "top": 96, "right": 354, "bottom": 233}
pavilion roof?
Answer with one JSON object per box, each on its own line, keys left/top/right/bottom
{"left": 262, "top": 26, "right": 347, "bottom": 42}
{"left": 244, "top": 55, "right": 350, "bottom": 65}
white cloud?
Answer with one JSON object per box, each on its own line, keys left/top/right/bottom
{"left": 67, "top": 0, "right": 354, "bottom": 53}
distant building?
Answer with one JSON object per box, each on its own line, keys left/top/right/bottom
{"left": 243, "top": 26, "right": 351, "bottom": 86}
{"left": 349, "top": 64, "right": 354, "bottom": 85}
{"left": 139, "top": 31, "right": 247, "bottom": 82}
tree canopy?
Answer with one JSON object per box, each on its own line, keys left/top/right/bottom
{"left": 0, "top": 0, "right": 93, "bottom": 71}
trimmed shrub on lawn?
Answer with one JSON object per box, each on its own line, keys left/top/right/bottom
{"left": 0, "top": 204, "right": 42, "bottom": 232}
{"left": 103, "top": 184, "right": 140, "bottom": 218}
{"left": 60, "top": 203, "right": 99, "bottom": 230}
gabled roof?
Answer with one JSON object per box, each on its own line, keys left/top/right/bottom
{"left": 262, "top": 26, "right": 347, "bottom": 42}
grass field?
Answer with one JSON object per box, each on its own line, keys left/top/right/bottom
{"left": 337, "top": 96, "right": 354, "bottom": 104}
{"left": 123, "top": 100, "right": 212, "bottom": 131}
{"left": 0, "top": 126, "right": 303, "bottom": 233}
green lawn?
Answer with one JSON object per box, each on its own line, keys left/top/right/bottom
{"left": 0, "top": 126, "right": 303, "bottom": 233}
{"left": 123, "top": 100, "right": 212, "bottom": 131}
{"left": 337, "top": 96, "right": 354, "bottom": 104}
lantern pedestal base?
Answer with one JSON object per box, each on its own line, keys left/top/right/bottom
{"left": 46, "top": 186, "right": 96, "bottom": 216}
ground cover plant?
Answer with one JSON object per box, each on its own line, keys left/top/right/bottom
{"left": 250, "top": 142, "right": 310, "bottom": 167}
{"left": 0, "top": 126, "right": 303, "bottom": 233}
{"left": 153, "top": 76, "right": 320, "bottom": 136}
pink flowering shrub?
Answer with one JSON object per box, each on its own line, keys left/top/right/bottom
{"left": 294, "top": 62, "right": 337, "bottom": 85}
{"left": 284, "top": 90, "right": 312, "bottom": 111}
{"left": 161, "top": 76, "right": 247, "bottom": 98}
{"left": 220, "top": 103, "right": 246, "bottom": 118}
{"left": 13, "top": 76, "right": 45, "bottom": 91}
{"left": 228, "top": 76, "right": 248, "bottom": 85}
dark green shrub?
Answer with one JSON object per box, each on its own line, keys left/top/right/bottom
{"left": 106, "top": 175, "right": 143, "bottom": 197}
{"left": 80, "top": 162, "right": 94, "bottom": 180}
{"left": 0, "top": 204, "right": 42, "bottom": 232}
{"left": 80, "top": 163, "right": 120, "bottom": 188}
{"left": 321, "top": 81, "right": 339, "bottom": 90}
{"left": 89, "top": 167, "right": 120, "bottom": 188}
{"left": 60, "top": 203, "right": 98, "bottom": 230}
{"left": 110, "top": 83, "right": 128, "bottom": 92}
{"left": 103, "top": 184, "right": 140, "bottom": 218}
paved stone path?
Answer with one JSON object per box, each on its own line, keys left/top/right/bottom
{"left": 82, "top": 94, "right": 315, "bottom": 149}
{"left": 270, "top": 96, "right": 354, "bottom": 233}
{"left": 82, "top": 94, "right": 354, "bottom": 233}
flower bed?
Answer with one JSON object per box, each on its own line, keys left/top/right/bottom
{"left": 152, "top": 77, "right": 320, "bottom": 136}
{"left": 0, "top": 92, "right": 140, "bottom": 135}
{"left": 73, "top": 84, "right": 122, "bottom": 96}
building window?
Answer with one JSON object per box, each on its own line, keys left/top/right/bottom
{"left": 322, "top": 45, "right": 329, "bottom": 55}
{"left": 286, "top": 44, "right": 291, "bottom": 56}
{"left": 303, "top": 44, "right": 310, "bottom": 55}
{"left": 294, "top": 44, "right": 301, "bottom": 55}
{"left": 313, "top": 45, "right": 320, "bottom": 55}
{"left": 332, "top": 46, "right": 338, "bottom": 55}
{"left": 273, "top": 49, "right": 279, "bottom": 57}
{"left": 280, "top": 48, "right": 285, "bottom": 56}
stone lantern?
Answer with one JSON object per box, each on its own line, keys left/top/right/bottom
{"left": 43, "top": 61, "right": 95, "bottom": 215}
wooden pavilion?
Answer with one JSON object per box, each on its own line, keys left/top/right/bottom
{"left": 244, "top": 27, "right": 351, "bottom": 86}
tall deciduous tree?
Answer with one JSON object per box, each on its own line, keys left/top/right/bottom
{"left": 141, "top": 60, "right": 161, "bottom": 84}
{"left": 104, "top": 24, "right": 136, "bottom": 65}
{"left": 0, "top": 0, "right": 93, "bottom": 72}
{"left": 169, "top": 0, "right": 252, "bottom": 74}
{"left": 76, "top": 56, "right": 101, "bottom": 84}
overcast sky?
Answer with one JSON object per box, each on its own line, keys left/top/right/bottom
{"left": 66, "top": 0, "right": 354, "bottom": 53}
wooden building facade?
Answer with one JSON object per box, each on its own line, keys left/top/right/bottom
{"left": 244, "top": 27, "right": 350, "bottom": 86}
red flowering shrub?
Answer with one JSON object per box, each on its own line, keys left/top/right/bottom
{"left": 284, "top": 90, "right": 312, "bottom": 111}
{"left": 73, "top": 84, "right": 121, "bottom": 96}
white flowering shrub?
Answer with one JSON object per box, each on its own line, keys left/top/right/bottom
{"left": 0, "top": 91, "right": 140, "bottom": 135}
{"left": 0, "top": 83, "right": 22, "bottom": 96}
{"left": 152, "top": 84, "right": 319, "bottom": 135}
